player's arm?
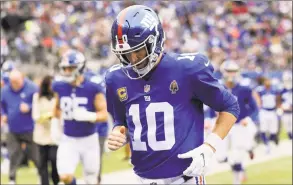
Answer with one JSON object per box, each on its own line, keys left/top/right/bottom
{"left": 240, "top": 88, "right": 259, "bottom": 126}
{"left": 53, "top": 92, "right": 61, "bottom": 119}
{"left": 0, "top": 89, "right": 8, "bottom": 125}
{"left": 93, "top": 93, "right": 108, "bottom": 122}
{"left": 178, "top": 54, "right": 239, "bottom": 177}
{"left": 105, "top": 72, "right": 128, "bottom": 151}
{"left": 252, "top": 90, "right": 261, "bottom": 108}
{"left": 190, "top": 54, "right": 240, "bottom": 152}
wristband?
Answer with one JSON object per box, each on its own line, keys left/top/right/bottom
{"left": 204, "top": 133, "right": 223, "bottom": 152}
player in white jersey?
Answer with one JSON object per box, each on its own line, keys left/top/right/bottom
{"left": 280, "top": 71, "right": 292, "bottom": 140}
{"left": 256, "top": 77, "right": 281, "bottom": 153}
{"left": 51, "top": 50, "right": 108, "bottom": 185}
{"left": 220, "top": 61, "right": 258, "bottom": 184}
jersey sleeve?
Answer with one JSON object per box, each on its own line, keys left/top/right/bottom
{"left": 105, "top": 71, "right": 127, "bottom": 128}
{"left": 90, "top": 75, "right": 106, "bottom": 94}
{"left": 245, "top": 87, "right": 259, "bottom": 117}
{"left": 186, "top": 54, "right": 240, "bottom": 118}
{"left": 0, "top": 88, "right": 7, "bottom": 116}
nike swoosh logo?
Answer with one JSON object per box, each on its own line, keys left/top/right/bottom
{"left": 200, "top": 153, "right": 205, "bottom": 167}
{"left": 204, "top": 60, "right": 210, "bottom": 67}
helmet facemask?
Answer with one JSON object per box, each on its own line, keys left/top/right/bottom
{"left": 223, "top": 70, "right": 240, "bottom": 84}
{"left": 59, "top": 62, "right": 85, "bottom": 83}
{"left": 113, "top": 34, "right": 159, "bottom": 79}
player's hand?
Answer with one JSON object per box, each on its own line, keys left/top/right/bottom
{"left": 19, "top": 102, "right": 30, "bottom": 113}
{"left": 73, "top": 108, "right": 97, "bottom": 123}
{"left": 178, "top": 143, "right": 214, "bottom": 177}
{"left": 240, "top": 119, "right": 248, "bottom": 126}
{"left": 1, "top": 115, "right": 8, "bottom": 127}
{"left": 108, "top": 126, "right": 127, "bottom": 151}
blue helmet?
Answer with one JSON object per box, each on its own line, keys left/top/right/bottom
{"left": 111, "top": 5, "right": 165, "bottom": 79}
{"left": 59, "top": 49, "right": 86, "bottom": 83}
{"left": 220, "top": 60, "right": 241, "bottom": 83}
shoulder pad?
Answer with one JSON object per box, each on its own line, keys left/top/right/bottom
{"left": 90, "top": 75, "right": 103, "bottom": 84}
{"left": 178, "top": 53, "right": 212, "bottom": 74}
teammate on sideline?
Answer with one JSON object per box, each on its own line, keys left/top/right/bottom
{"left": 106, "top": 5, "right": 239, "bottom": 184}
{"left": 220, "top": 60, "right": 258, "bottom": 184}
{"left": 256, "top": 77, "right": 281, "bottom": 153}
{"left": 51, "top": 49, "right": 108, "bottom": 185}
{"left": 280, "top": 71, "right": 292, "bottom": 140}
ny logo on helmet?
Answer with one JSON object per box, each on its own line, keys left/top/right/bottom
{"left": 140, "top": 13, "right": 158, "bottom": 31}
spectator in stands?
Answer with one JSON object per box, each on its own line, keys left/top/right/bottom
{"left": 32, "top": 75, "right": 59, "bottom": 185}
{"left": 0, "top": 69, "right": 40, "bottom": 185}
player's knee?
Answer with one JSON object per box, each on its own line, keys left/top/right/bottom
{"left": 59, "top": 174, "right": 74, "bottom": 184}
{"left": 231, "top": 163, "right": 243, "bottom": 172}
{"left": 84, "top": 171, "right": 97, "bottom": 184}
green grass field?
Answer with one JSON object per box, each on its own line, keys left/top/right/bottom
{"left": 206, "top": 156, "right": 292, "bottom": 184}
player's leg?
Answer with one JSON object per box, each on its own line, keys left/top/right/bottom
{"left": 6, "top": 133, "right": 24, "bottom": 184}
{"left": 49, "top": 145, "right": 59, "bottom": 185}
{"left": 228, "top": 124, "right": 246, "bottom": 184}
{"left": 259, "top": 110, "right": 269, "bottom": 146}
{"left": 21, "top": 132, "right": 41, "bottom": 179}
{"left": 80, "top": 133, "right": 100, "bottom": 184}
{"left": 268, "top": 112, "right": 279, "bottom": 147}
{"left": 57, "top": 135, "right": 79, "bottom": 185}
{"left": 97, "top": 135, "right": 106, "bottom": 184}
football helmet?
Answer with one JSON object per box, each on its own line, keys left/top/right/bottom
{"left": 283, "top": 71, "right": 292, "bottom": 90}
{"left": 59, "top": 49, "right": 86, "bottom": 83}
{"left": 111, "top": 5, "right": 165, "bottom": 79}
{"left": 220, "top": 60, "right": 240, "bottom": 83}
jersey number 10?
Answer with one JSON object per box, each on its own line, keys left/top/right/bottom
{"left": 129, "top": 102, "right": 175, "bottom": 151}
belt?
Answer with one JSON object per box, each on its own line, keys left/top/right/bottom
{"left": 262, "top": 108, "right": 276, "bottom": 111}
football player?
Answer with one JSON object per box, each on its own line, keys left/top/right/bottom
{"left": 256, "top": 76, "right": 281, "bottom": 153}
{"left": 280, "top": 71, "right": 292, "bottom": 140}
{"left": 51, "top": 49, "right": 108, "bottom": 185}
{"left": 84, "top": 69, "right": 109, "bottom": 184}
{"left": 105, "top": 5, "right": 240, "bottom": 184}
{"left": 220, "top": 60, "right": 258, "bottom": 184}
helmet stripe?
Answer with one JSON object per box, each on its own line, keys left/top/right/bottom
{"left": 117, "top": 8, "right": 128, "bottom": 44}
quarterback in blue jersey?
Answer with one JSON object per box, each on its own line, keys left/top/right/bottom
{"left": 51, "top": 49, "right": 108, "bottom": 185}
{"left": 280, "top": 71, "right": 292, "bottom": 140}
{"left": 220, "top": 60, "right": 258, "bottom": 184}
{"left": 105, "top": 5, "right": 240, "bottom": 184}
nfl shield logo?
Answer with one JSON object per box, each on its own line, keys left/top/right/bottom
{"left": 144, "top": 84, "right": 150, "bottom": 93}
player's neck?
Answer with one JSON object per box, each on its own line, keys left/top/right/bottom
{"left": 71, "top": 75, "right": 84, "bottom": 87}
{"left": 225, "top": 82, "right": 235, "bottom": 89}
{"left": 142, "top": 53, "right": 163, "bottom": 81}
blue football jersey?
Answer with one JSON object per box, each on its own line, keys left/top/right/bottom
{"left": 229, "top": 84, "right": 258, "bottom": 123}
{"left": 280, "top": 88, "right": 292, "bottom": 113}
{"left": 105, "top": 53, "right": 238, "bottom": 179}
{"left": 256, "top": 86, "right": 279, "bottom": 110}
{"left": 52, "top": 77, "right": 103, "bottom": 137}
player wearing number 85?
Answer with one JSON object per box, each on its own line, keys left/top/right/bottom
{"left": 106, "top": 5, "right": 240, "bottom": 185}
{"left": 51, "top": 49, "right": 108, "bottom": 185}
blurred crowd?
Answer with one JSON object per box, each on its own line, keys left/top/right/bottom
{"left": 1, "top": 1, "right": 292, "bottom": 76}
